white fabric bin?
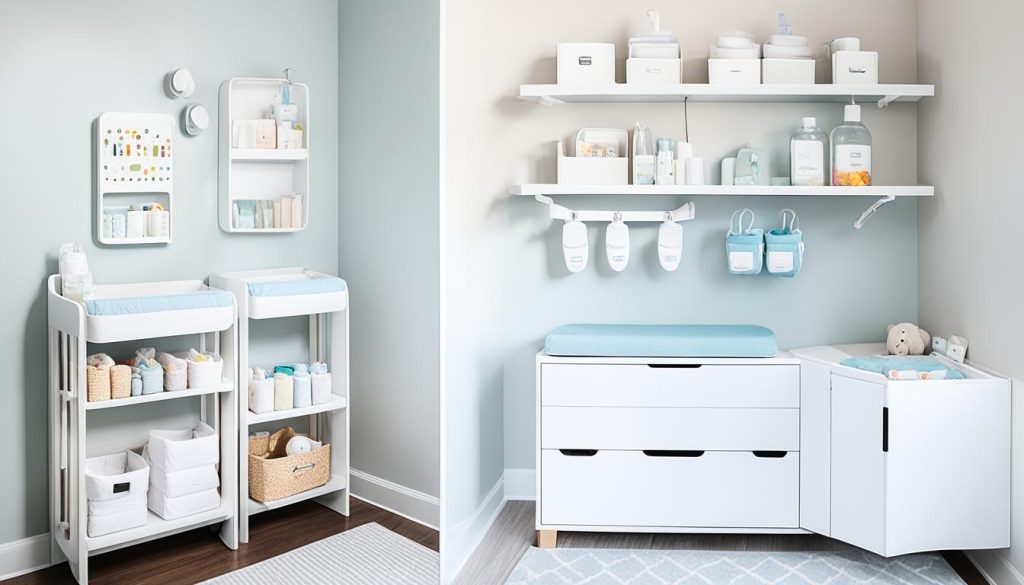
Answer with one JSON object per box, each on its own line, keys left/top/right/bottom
{"left": 146, "top": 422, "right": 219, "bottom": 472}
{"left": 311, "top": 373, "right": 332, "bottom": 405}
{"left": 85, "top": 451, "right": 150, "bottom": 502}
{"left": 88, "top": 493, "right": 148, "bottom": 537}
{"left": 185, "top": 352, "right": 223, "bottom": 389}
{"left": 156, "top": 352, "right": 188, "bottom": 391}
{"left": 148, "top": 485, "right": 220, "bottom": 520}
{"left": 249, "top": 377, "right": 274, "bottom": 414}
{"left": 149, "top": 463, "right": 220, "bottom": 498}
{"left": 293, "top": 373, "right": 312, "bottom": 408}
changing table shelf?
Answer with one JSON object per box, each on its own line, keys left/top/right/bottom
{"left": 247, "top": 473, "right": 348, "bottom": 514}
{"left": 84, "top": 378, "right": 233, "bottom": 411}
{"left": 247, "top": 395, "right": 348, "bottom": 425}
{"left": 518, "top": 83, "right": 935, "bottom": 106}
{"left": 85, "top": 500, "right": 234, "bottom": 555}
{"left": 230, "top": 148, "right": 308, "bottom": 161}
{"left": 511, "top": 184, "right": 934, "bottom": 197}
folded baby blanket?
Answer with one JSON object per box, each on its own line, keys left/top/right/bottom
{"left": 840, "top": 355, "right": 965, "bottom": 380}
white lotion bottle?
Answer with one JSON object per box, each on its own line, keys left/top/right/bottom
{"left": 790, "top": 117, "right": 827, "bottom": 186}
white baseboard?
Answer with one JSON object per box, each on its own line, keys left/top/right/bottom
{"left": 350, "top": 468, "right": 440, "bottom": 529}
{"left": 444, "top": 475, "right": 506, "bottom": 584}
{"left": 967, "top": 550, "right": 1024, "bottom": 585}
{"left": 503, "top": 468, "right": 535, "bottom": 500}
{"left": 0, "top": 533, "right": 51, "bottom": 581}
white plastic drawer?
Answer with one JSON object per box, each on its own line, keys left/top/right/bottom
{"left": 541, "top": 406, "right": 798, "bottom": 451}
{"left": 541, "top": 364, "right": 799, "bottom": 408}
{"left": 541, "top": 449, "right": 799, "bottom": 528}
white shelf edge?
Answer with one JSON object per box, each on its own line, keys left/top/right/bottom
{"left": 98, "top": 237, "right": 171, "bottom": 245}
{"left": 517, "top": 83, "right": 935, "bottom": 105}
{"left": 247, "top": 395, "right": 348, "bottom": 425}
{"left": 224, "top": 226, "right": 306, "bottom": 233}
{"left": 510, "top": 184, "right": 934, "bottom": 197}
{"left": 247, "top": 474, "right": 347, "bottom": 514}
{"left": 84, "top": 378, "right": 232, "bottom": 410}
{"left": 86, "top": 499, "right": 232, "bottom": 554}
{"left": 230, "top": 148, "right": 308, "bottom": 161}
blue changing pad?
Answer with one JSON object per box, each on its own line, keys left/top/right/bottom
{"left": 840, "top": 356, "right": 965, "bottom": 380}
{"left": 247, "top": 276, "right": 347, "bottom": 297}
{"left": 544, "top": 324, "right": 778, "bottom": 358}
{"left": 86, "top": 290, "right": 234, "bottom": 316}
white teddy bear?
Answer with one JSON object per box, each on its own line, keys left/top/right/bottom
{"left": 886, "top": 323, "right": 931, "bottom": 356}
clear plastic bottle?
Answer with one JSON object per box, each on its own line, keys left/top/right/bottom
{"left": 830, "top": 104, "right": 872, "bottom": 186}
{"left": 790, "top": 117, "right": 827, "bottom": 186}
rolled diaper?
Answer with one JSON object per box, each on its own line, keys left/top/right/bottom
{"left": 110, "top": 364, "right": 132, "bottom": 399}
{"left": 292, "top": 363, "right": 312, "bottom": 408}
{"left": 248, "top": 368, "right": 274, "bottom": 414}
{"left": 310, "top": 362, "right": 332, "bottom": 404}
{"left": 274, "top": 372, "right": 293, "bottom": 411}
{"left": 156, "top": 352, "right": 188, "bottom": 391}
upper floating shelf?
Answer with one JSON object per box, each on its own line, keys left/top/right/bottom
{"left": 518, "top": 84, "right": 935, "bottom": 107}
{"left": 511, "top": 185, "right": 934, "bottom": 197}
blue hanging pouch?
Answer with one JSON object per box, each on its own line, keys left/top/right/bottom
{"left": 725, "top": 209, "right": 764, "bottom": 275}
{"left": 764, "top": 209, "right": 804, "bottom": 277}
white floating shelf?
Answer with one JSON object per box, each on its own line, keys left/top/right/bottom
{"left": 247, "top": 474, "right": 347, "bottom": 514}
{"left": 231, "top": 148, "right": 308, "bottom": 161}
{"left": 511, "top": 184, "right": 934, "bottom": 198}
{"left": 85, "top": 378, "right": 232, "bottom": 410}
{"left": 247, "top": 395, "right": 348, "bottom": 425}
{"left": 86, "top": 500, "right": 233, "bottom": 554}
{"left": 518, "top": 83, "right": 934, "bottom": 106}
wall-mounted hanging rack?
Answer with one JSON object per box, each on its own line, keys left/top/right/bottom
{"left": 533, "top": 194, "right": 696, "bottom": 224}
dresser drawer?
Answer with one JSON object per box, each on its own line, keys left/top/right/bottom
{"left": 541, "top": 364, "right": 799, "bottom": 408}
{"left": 541, "top": 406, "right": 798, "bottom": 451}
{"left": 541, "top": 449, "right": 799, "bottom": 528}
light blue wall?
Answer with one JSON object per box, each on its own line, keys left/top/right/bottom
{"left": 0, "top": 0, "right": 339, "bottom": 545}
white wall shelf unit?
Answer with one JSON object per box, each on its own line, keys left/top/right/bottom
{"left": 518, "top": 84, "right": 935, "bottom": 107}
{"left": 209, "top": 267, "right": 350, "bottom": 544}
{"left": 46, "top": 275, "right": 239, "bottom": 584}
{"left": 219, "top": 78, "right": 310, "bottom": 233}
{"left": 511, "top": 185, "right": 934, "bottom": 197}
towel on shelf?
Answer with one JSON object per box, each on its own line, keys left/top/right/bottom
{"left": 839, "top": 355, "right": 966, "bottom": 380}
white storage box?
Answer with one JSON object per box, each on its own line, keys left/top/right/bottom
{"left": 148, "top": 485, "right": 220, "bottom": 520}
{"left": 88, "top": 493, "right": 148, "bottom": 537}
{"left": 149, "top": 463, "right": 220, "bottom": 498}
{"left": 557, "top": 43, "right": 615, "bottom": 86}
{"left": 627, "top": 58, "right": 682, "bottom": 84}
{"left": 709, "top": 58, "right": 761, "bottom": 84}
{"left": 762, "top": 58, "right": 815, "bottom": 84}
{"left": 312, "top": 373, "right": 333, "bottom": 405}
{"left": 249, "top": 376, "right": 274, "bottom": 414}
{"left": 85, "top": 451, "right": 150, "bottom": 502}
{"left": 556, "top": 129, "right": 628, "bottom": 186}
{"left": 185, "top": 351, "right": 223, "bottom": 388}
{"left": 145, "top": 422, "right": 219, "bottom": 472}
{"left": 156, "top": 353, "right": 187, "bottom": 391}
{"left": 831, "top": 51, "right": 878, "bottom": 84}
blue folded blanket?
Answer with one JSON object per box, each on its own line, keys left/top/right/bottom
{"left": 839, "top": 356, "right": 965, "bottom": 380}
{"left": 247, "top": 276, "right": 347, "bottom": 297}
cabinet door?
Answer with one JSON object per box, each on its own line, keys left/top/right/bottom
{"left": 830, "top": 374, "right": 885, "bottom": 555}
{"left": 799, "top": 360, "right": 831, "bottom": 536}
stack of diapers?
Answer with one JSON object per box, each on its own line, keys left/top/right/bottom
{"left": 292, "top": 364, "right": 312, "bottom": 408}
{"left": 249, "top": 368, "right": 274, "bottom": 414}
{"left": 85, "top": 451, "right": 149, "bottom": 537}
{"left": 144, "top": 422, "right": 220, "bottom": 520}
{"left": 156, "top": 352, "right": 188, "bottom": 391}
{"left": 273, "top": 366, "right": 294, "bottom": 411}
{"left": 186, "top": 349, "right": 223, "bottom": 388}
{"left": 133, "top": 348, "right": 163, "bottom": 395}
{"left": 86, "top": 354, "right": 132, "bottom": 402}
{"left": 310, "top": 362, "right": 332, "bottom": 405}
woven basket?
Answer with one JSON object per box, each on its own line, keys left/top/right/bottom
{"left": 86, "top": 365, "right": 111, "bottom": 402}
{"left": 110, "top": 365, "right": 132, "bottom": 399}
{"left": 248, "top": 427, "right": 330, "bottom": 503}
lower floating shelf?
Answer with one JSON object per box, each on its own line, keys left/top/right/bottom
{"left": 86, "top": 499, "right": 232, "bottom": 554}
{"left": 85, "top": 379, "right": 232, "bottom": 410}
{"left": 247, "top": 395, "right": 348, "bottom": 425}
{"left": 247, "top": 473, "right": 347, "bottom": 514}
{"left": 511, "top": 184, "right": 934, "bottom": 197}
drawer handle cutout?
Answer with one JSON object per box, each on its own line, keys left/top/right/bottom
{"left": 559, "top": 449, "right": 598, "bottom": 457}
{"left": 642, "top": 450, "right": 705, "bottom": 458}
{"left": 752, "top": 451, "right": 787, "bottom": 458}
{"left": 647, "top": 364, "right": 702, "bottom": 369}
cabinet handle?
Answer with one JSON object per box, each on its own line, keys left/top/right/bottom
{"left": 559, "top": 449, "right": 597, "bottom": 457}
{"left": 642, "top": 450, "right": 705, "bottom": 457}
{"left": 647, "top": 364, "right": 702, "bottom": 369}
{"left": 882, "top": 407, "right": 889, "bottom": 452}
{"left": 752, "top": 451, "right": 787, "bottom": 458}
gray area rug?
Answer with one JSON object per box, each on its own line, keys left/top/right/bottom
{"left": 201, "top": 522, "right": 438, "bottom": 585}
{"left": 505, "top": 548, "right": 964, "bottom": 585}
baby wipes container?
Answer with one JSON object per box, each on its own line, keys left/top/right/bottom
{"left": 764, "top": 209, "right": 805, "bottom": 277}
{"left": 726, "top": 209, "right": 764, "bottom": 275}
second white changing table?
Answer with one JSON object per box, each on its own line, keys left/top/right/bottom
{"left": 210, "top": 267, "right": 350, "bottom": 544}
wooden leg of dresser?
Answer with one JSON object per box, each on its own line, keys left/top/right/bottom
{"left": 537, "top": 530, "right": 557, "bottom": 549}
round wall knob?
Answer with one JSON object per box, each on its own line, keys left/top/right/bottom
{"left": 184, "top": 104, "right": 209, "bottom": 136}
{"left": 166, "top": 68, "right": 195, "bottom": 98}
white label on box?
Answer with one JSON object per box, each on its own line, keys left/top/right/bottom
{"left": 768, "top": 251, "right": 794, "bottom": 273}
{"left": 791, "top": 141, "right": 824, "bottom": 186}
{"left": 835, "top": 145, "right": 871, "bottom": 173}
{"left": 730, "top": 251, "right": 755, "bottom": 272}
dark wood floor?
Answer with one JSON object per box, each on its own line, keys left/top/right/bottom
{"left": 4, "top": 497, "right": 437, "bottom": 585}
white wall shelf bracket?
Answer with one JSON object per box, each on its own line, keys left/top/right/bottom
{"left": 854, "top": 195, "right": 897, "bottom": 229}
{"left": 534, "top": 194, "right": 696, "bottom": 224}
{"left": 876, "top": 95, "right": 900, "bottom": 108}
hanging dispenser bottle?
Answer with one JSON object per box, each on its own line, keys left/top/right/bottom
{"left": 606, "top": 214, "right": 630, "bottom": 272}
{"left": 562, "top": 215, "right": 589, "bottom": 273}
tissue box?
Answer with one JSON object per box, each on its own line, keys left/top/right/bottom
{"left": 762, "top": 59, "right": 815, "bottom": 84}
{"left": 709, "top": 59, "right": 761, "bottom": 84}
{"left": 831, "top": 51, "right": 878, "bottom": 84}
{"left": 557, "top": 43, "right": 615, "bottom": 85}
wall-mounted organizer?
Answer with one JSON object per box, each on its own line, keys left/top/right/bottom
{"left": 95, "top": 113, "right": 175, "bottom": 245}
{"left": 209, "top": 267, "right": 349, "bottom": 543}
{"left": 47, "top": 276, "right": 238, "bottom": 584}
{"left": 219, "top": 77, "right": 310, "bottom": 233}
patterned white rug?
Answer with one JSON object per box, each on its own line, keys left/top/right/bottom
{"left": 201, "top": 522, "right": 438, "bottom": 585}
{"left": 505, "top": 548, "right": 964, "bottom": 585}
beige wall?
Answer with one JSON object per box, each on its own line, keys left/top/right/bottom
{"left": 918, "top": 1, "right": 1024, "bottom": 581}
